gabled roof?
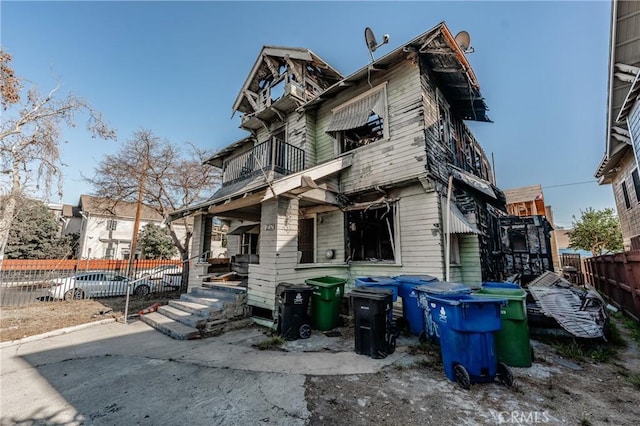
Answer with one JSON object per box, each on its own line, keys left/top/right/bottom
{"left": 303, "top": 22, "right": 490, "bottom": 122}
{"left": 79, "top": 195, "right": 164, "bottom": 221}
{"left": 232, "top": 46, "right": 343, "bottom": 115}
{"left": 597, "top": 0, "right": 640, "bottom": 181}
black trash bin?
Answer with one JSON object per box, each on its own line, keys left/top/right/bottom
{"left": 276, "top": 283, "right": 313, "bottom": 340}
{"left": 350, "top": 287, "right": 397, "bottom": 359}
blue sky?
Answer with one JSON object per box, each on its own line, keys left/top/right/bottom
{"left": 2, "top": 0, "right": 615, "bottom": 228}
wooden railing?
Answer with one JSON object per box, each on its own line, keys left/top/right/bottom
{"left": 584, "top": 250, "right": 640, "bottom": 322}
{"left": 221, "top": 138, "right": 305, "bottom": 185}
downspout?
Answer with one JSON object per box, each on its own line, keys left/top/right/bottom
{"left": 445, "top": 175, "right": 453, "bottom": 282}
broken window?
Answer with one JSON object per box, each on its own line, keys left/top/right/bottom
{"left": 326, "top": 83, "right": 388, "bottom": 153}
{"left": 508, "top": 229, "right": 528, "bottom": 253}
{"left": 241, "top": 233, "right": 259, "bottom": 255}
{"left": 298, "top": 218, "right": 315, "bottom": 264}
{"left": 346, "top": 203, "right": 396, "bottom": 262}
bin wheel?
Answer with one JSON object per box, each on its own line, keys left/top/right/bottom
{"left": 419, "top": 331, "right": 427, "bottom": 344}
{"left": 387, "top": 335, "right": 397, "bottom": 355}
{"left": 497, "top": 362, "right": 514, "bottom": 387}
{"left": 299, "top": 324, "right": 312, "bottom": 339}
{"left": 454, "top": 364, "right": 471, "bottom": 390}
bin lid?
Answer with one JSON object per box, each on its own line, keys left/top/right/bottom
{"left": 426, "top": 293, "right": 507, "bottom": 306}
{"left": 393, "top": 275, "right": 438, "bottom": 284}
{"left": 354, "top": 276, "right": 398, "bottom": 286}
{"left": 305, "top": 276, "right": 347, "bottom": 288}
{"left": 482, "top": 281, "right": 521, "bottom": 289}
{"left": 414, "top": 281, "right": 472, "bottom": 295}
{"left": 350, "top": 287, "right": 393, "bottom": 299}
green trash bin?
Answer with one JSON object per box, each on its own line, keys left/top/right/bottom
{"left": 305, "top": 276, "right": 347, "bottom": 331}
{"left": 473, "top": 286, "right": 532, "bottom": 367}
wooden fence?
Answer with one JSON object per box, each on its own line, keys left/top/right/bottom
{"left": 584, "top": 251, "right": 640, "bottom": 322}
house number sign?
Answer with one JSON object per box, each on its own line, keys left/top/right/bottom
{"left": 264, "top": 224, "right": 276, "bottom": 231}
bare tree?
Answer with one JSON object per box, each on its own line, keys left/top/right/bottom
{"left": 0, "top": 49, "right": 116, "bottom": 263}
{"left": 85, "top": 129, "right": 221, "bottom": 263}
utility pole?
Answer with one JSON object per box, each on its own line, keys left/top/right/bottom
{"left": 128, "top": 158, "right": 148, "bottom": 275}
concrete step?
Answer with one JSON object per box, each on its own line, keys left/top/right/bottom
{"left": 190, "top": 287, "right": 242, "bottom": 302}
{"left": 158, "top": 305, "right": 206, "bottom": 328}
{"left": 180, "top": 294, "right": 226, "bottom": 309}
{"left": 139, "top": 312, "right": 201, "bottom": 340}
{"left": 201, "top": 282, "right": 247, "bottom": 295}
{"left": 168, "top": 300, "right": 213, "bottom": 317}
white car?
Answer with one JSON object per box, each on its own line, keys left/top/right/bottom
{"left": 135, "top": 265, "right": 183, "bottom": 287}
{"left": 48, "top": 271, "right": 156, "bottom": 300}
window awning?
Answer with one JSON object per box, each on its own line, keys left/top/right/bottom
{"left": 326, "top": 90, "right": 385, "bottom": 133}
{"left": 227, "top": 223, "right": 260, "bottom": 235}
{"left": 444, "top": 201, "right": 482, "bottom": 235}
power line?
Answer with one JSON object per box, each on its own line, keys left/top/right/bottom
{"left": 543, "top": 180, "right": 596, "bottom": 189}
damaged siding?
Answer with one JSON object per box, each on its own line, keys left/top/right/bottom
{"left": 315, "top": 209, "right": 345, "bottom": 263}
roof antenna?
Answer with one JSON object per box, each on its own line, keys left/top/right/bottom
{"left": 365, "top": 27, "right": 390, "bottom": 62}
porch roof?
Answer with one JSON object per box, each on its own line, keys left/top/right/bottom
{"left": 167, "top": 154, "right": 353, "bottom": 222}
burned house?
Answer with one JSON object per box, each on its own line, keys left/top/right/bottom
{"left": 170, "top": 22, "right": 507, "bottom": 321}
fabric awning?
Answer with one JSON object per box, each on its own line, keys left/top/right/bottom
{"left": 326, "top": 90, "right": 385, "bottom": 133}
{"left": 227, "top": 223, "right": 260, "bottom": 235}
{"left": 444, "top": 201, "right": 482, "bottom": 235}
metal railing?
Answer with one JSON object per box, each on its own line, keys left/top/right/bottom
{"left": 221, "top": 138, "right": 305, "bottom": 185}
{"left": 0, "top": 258, "right": 185, "bottom": 307}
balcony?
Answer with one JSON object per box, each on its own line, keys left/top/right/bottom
{"left": 221, "top": 138, "right": 305, "bottom": 186}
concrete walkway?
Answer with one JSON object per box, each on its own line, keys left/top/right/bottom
{"left": 0, "top": 320, "right": 409, "bottom": 425}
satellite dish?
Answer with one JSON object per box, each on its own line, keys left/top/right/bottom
{"left": 454, "top": 31, "right": 474, "bottom": 53}
{"left": 364, "top": 27, "right": 390, "bottom": 61}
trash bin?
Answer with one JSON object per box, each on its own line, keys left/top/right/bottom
{"left": 394, "top": 275, "right": 438, "bottom": 335}
{"left": 473, "top": 285, "right": 532, "bottom": 367}
{"left": 414, "top": 281, "right": 472, "bottom": 343}
{"left": 305, "top": 276, "right": 347, "bottom": 331}
{"left": 276, "top": 283, "right": 313, "bottom": 340}
{"left": 354, "top": 276, "right": 399, "bottom": 302}
{"left": 424, "top": 293, "right": 513, "bottom": 389}
{"left": 350, "top": 287, "right": 397, "bottom": 359}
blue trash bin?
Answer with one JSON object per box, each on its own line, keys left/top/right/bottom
{"left": 354, "top": 276, "right": 400, "bottom": 302}
{"left": 424, "top": 293, "right": 512, "bottom": 389}
{"left": 414, "top": 281, "right": 472, "bottom": 343}
{"left": 394, "top": 275, "right": 438, "bottom": 336}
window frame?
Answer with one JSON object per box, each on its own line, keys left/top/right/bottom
{"left": 345, "top": 202, "right": 398, "bottom": 263}
{"left": 632, "top": 168, "right": 640, "bottom": 203}
{"left": 622, "top": 181, "right": 631, "bottom": 209}
{"left": 329, "top": 82, "right": 389, "bottom": 154}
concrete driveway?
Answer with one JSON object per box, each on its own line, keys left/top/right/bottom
{"left": 0, "top": 320, "right": 405, "bottom": 425}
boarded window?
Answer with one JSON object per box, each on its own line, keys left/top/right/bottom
{"left": 346, "top": 204, "right": 396, "bottom": 262}
{"left": 298, "top": 218, "right": 315, "bottom": 264}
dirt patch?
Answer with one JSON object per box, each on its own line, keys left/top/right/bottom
{"left": 0, "top": 291, "right": 182, "bottom": 342}
{"left": 305, "top": 317, "right": 640, "bottom": 425}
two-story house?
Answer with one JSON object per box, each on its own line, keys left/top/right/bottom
{"left": 170, "top": 22, "right": 506, "bottom": 321}
{"left": 595, "top": 0, "right": 640, "bottom": 250}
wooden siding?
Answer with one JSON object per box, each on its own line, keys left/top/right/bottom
{"left": 459, "top": 234, "right": 482, "bottom": 286}
{"left": 315, "top": 209, "right": 345, "bottom": 264}
{"left": 312, "top": 61, "right": 426, "bottom": 193}
{"left": 611, "top": 151, "right": 640, "bottom": 250}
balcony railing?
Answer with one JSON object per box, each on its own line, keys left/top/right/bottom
{"left": 221, "top": 138, "right": 305, "bottom": 185}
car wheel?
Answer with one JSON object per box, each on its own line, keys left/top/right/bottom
{"left": 64, "top": 288, "right": 85, "bottom": 300}
{"left": 133, "top": 285, "right": 151, "bottom": 296}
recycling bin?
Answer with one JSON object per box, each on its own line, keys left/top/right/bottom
{"left": 276, "top": 283, "right": 313, "bottom": 340}
{"left": 305, "top": 276, "right": 347, "bottom": 331}
{"left": 394, "top": 275, "right": 438, "bottom": 335}
{"left": 424, "top": 293, "right": 512, "bottom": 389}
{"left": 350, "top": 287, "right": 396, "bottom": 359}
{"left": 414, "top": 281, "right": 472, "bottom": 343}
{"left": 474, "top": 285, "right": 531, "bottom": 367}
{"left": 354, "top": 276, "right": 400, "bottom": 302}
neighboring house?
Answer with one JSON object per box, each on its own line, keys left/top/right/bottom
{"left": 47, "top": 202, "right": 83, "bottom": 238}
{"left": 170, "top": 22, "right": 507, "bottom": 320}
{"left": 503, "top": 185, "right": 560, "bottom": 269}
{"left": 595, "top": 0, "right": 640, "bottom": 250}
